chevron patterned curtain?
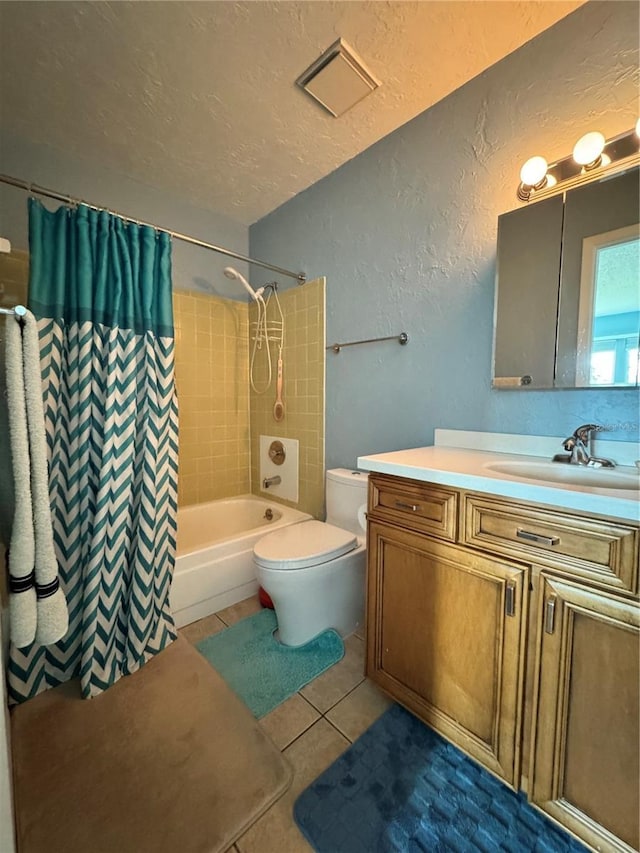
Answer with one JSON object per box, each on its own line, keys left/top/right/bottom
{"left": 8, "top": 199, "right": 179, "bottom": 702}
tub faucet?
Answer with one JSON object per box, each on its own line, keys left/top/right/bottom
{"left": 553, "top": 424, "right": 615, "bottom": 468}
{"left": 263, "top": 475, "right": 282, "bottom": 489}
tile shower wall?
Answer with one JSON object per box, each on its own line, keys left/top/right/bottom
{"left": 249, "top": 278, "right": 325, "bottom": 519}
{"left": 173, "top": 291, "right": 250, "bottom": 506}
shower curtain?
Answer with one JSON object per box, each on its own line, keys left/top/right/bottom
{"left": 8, "top": 199, "right": 179, "bottom": 702}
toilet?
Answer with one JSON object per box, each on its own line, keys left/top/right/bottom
{"left": 253, "top": 468, "right": 369, "bottom": 647}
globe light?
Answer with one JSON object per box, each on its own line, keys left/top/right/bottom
{"left": 573, "top": 131, "right": 605, "bottom": 168}
{"left": 519, "top": 156, "right": 548, "bottom": 187}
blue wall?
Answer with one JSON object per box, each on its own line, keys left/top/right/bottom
{"left": 250, "top": 1, "right": 640, "bottom": 469}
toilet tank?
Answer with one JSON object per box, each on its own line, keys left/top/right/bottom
{"left": 325, "top": 468, "right": 369, "bottom": 535}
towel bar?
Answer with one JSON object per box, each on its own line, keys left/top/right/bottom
{"left": 327, "top": 332, "right": 408, "bottom": 354}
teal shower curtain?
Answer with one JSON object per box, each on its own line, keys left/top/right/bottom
{"left": 8, "top": 199, "right": 179, "bottom": 702}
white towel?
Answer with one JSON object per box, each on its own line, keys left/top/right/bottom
{"left": 6, "top": 310, "right": 68, "bottom": 647}
{"left": 6, "top": 314, "right": 37, "bottom": 647}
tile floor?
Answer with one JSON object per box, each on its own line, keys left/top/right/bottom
{"left": 179, "top": 594, "right": 394, "bottom": 853}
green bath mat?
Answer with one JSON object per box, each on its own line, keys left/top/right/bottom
{"left": 196, "top": 609, "right": 344, "bottom": 718}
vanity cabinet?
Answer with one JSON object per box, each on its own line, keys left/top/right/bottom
{"left": 530, "top": 576, "right": 639, "bottom": 853}
{"left": 365, "top": 472, "right": 639, "bottom": 853}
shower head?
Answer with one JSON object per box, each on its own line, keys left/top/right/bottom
{"left": 223, "top": 266, "right": 264, "bottom": 302}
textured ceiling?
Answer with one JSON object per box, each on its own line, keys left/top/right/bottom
{"left": 0, "top": 1, "right": 584, "bottom": 226}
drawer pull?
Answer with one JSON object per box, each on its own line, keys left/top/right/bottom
{"left": 505, "top": 580, "right": 516, "bottom": 617}
{"left": 516, "top": 528, "right": 559, "bottom": 547}
{"left": 395, "top": 501, "right": 419, "bottom": 512}
{"left": 545, "top": 596, "right": 557, "bottom": 635}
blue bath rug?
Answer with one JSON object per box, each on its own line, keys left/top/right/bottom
{"left": 196, "top": 609, "right": 343, "bottom": 719}
{"left": 294, "top": 704, "right": 589, "bottom": 853}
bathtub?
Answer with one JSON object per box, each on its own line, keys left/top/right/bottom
{"left": 170, "top": 495, "right": 312, "bottom": 628}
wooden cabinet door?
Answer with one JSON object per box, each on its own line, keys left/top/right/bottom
{"left": 530, "top": 575, "right": 639, "bottom": 853}
{"left": 366, "top": 521, "right": 528, "bottom": 786}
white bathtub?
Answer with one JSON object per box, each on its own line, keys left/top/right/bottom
{"left": 170, "top": 495, "right": 312, "bottom": 628}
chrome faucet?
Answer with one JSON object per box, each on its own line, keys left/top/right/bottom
{"left": 262, "top": 475, "right": 282, "bottom": 489}
{"left": 553, "top": 424, "right": 615, "bottom": 468}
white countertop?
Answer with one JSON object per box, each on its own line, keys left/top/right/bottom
{"left": 357, "top": 445, "right": 640, "bottom": 522}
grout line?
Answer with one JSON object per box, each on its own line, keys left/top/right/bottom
{"left": 321, "top": 714, "right": 355, "bottom": 745}
{"left": 283, "top": 717, "right": 326, "bottom": 753}
{"left": 301, "top": 669, "right": 367, "bottom": 716}
{"left": 296, "top": 691, "right": 319, "bottom": 711}
{"left": 276, "top": 715, "right": 320, "bottom": 752}
{"left": 298, "top": 693, "right": 326, "bottom": 715}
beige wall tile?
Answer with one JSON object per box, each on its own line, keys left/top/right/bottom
{"left": 249, "top": 278, "right": 325, "bottom": 518}
{"left": 175, "top": 289, "right": 250, "bottom": 506}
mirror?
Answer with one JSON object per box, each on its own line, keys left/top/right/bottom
{"left": 492, "top": 165, "right": 639, "bottom": 389}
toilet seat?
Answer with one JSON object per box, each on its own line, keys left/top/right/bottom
{"left": 253, "top": 520, "right": 357, "bottom": 570}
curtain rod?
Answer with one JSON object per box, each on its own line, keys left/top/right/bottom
{"left": 0, "top": 172, "right": 306, "bottom": 284}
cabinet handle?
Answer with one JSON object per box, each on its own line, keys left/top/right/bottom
{"left": 395, "top": 501, "right": 419, "bottom": 512}
{"left": 505, "top": 580, "right": 516, "bottom": 617}
{"left": 516, "top": 528, "right": 559, "bottom": 547}
{"left": 545, "top": 596, "right": 557, "bottom": 634}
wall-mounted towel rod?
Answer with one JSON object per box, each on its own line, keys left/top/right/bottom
{"left": 0, "top": 305, "right": 27, "bottom": 318}
{"left": 0, "top": 173, "right": 306, "bottom": 284}
{"left": 327, "top": 332, "right": 408, "bottom": 354}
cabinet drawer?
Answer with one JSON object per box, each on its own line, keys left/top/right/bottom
{"left": 368, "top": 474, "right": 457, "bottom": 541}
{"left": 462, "top": 494, "right": 638, "bottom": 592}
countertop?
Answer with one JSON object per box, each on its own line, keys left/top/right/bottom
{"left": 357, "top": 446, "right": 640, "bottom": 522}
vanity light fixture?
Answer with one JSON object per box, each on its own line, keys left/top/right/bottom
{"left": 517, "top": 124, "right": 640, "bottom": 202}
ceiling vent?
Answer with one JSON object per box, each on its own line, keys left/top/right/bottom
{"left": 296, "top": 38, "right": 381, "bottom": 118}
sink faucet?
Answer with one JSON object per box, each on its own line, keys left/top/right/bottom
{"left": 553, "top": 424, "right": 615, "bottom": 468}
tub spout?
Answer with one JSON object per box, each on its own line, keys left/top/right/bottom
{"left": 263, "top": 475, "right": 281, "bottom": 489}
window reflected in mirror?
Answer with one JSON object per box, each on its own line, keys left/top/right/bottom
{"left": 577, "top": 225, "right": 640, "bottom": 387}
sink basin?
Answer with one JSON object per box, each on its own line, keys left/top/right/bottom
{"left": 484, "top": 460, "right": 640, "bottom": 491}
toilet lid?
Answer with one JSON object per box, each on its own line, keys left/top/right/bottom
{"left": 254, "top": 520, "right": 357, "bottom": 570}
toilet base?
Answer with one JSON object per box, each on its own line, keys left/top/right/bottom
{"left": 256, "top": 545, "right": 366, "bottom": 647}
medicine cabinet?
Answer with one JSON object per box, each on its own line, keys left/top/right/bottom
{"left": 492, "top": 165, "right": 639, "bottom": 389}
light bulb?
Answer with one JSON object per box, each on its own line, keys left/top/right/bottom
{"left": 573, "top": 131, "right": 605, "bottom": 167}
{"left": 519, "top": 156, "right": 548, "bottom": 187}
